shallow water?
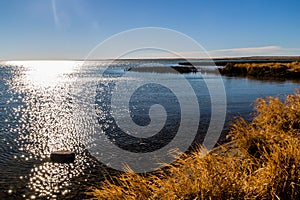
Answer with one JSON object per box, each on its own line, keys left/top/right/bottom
{"left": 0, "top": 60, "right": 299, "bottom": 198}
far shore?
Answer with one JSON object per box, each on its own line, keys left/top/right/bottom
{"left": 179, "top": 55, "right": 300, "bottom": 66}
{"left": 125, "top": 56, "right": 300, "bottom": 79}
{"left": 177, "top": 56, "right": 300, "bottom": 79}
{"left": 218, "top": 62, "right": 300, "bottom": 79}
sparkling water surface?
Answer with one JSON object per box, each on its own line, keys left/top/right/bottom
{"left": 0, "top": 60, "right": 299, "bottom": 198}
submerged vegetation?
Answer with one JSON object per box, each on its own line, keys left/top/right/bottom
{"left": 89, "top": 92, "right": 300, "bottom": 199}
{"left": 219, "top": 62, "right": 300, "bottom": 79}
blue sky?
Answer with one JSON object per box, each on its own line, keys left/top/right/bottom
{"left": 1, "top": 0, "right": 300, "bottom": 59}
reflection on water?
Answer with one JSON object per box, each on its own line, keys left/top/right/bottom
{"left": 6, "top": 61, "right": 78, "bottom": 88}
{"left": 0, "top": 61, "right": 98, "bottom": 199}
{"left": 0, "top": 60, "right": 299, "bottom": 198}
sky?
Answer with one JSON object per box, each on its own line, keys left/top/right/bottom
{"left": 1, "top": 0, "right": 300, "bottom": 60}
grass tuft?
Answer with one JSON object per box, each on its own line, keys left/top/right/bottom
{"left": 89, "top": 92, "right": 300, "bottom": 199}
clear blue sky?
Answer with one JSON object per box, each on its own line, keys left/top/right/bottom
{"left": 1, "top": 0, "right": 300, "bottom": 59}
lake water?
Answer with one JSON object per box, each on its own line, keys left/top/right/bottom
{"left": 0, "top": 60, "right": 299, "bottom": 199}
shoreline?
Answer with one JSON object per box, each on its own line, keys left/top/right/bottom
{"left": 127, "top": 60, "right": 300, "bottom": 80}
{"left": 90, "top": 92, "right": 300, "bottom": 199}
{"left": 179, "top": 56, "right": 300, "bottom": 66}
{"left": 219, "top": 62, "right": 300, "bottom": 79}
{"left": 2, "top": 55, "right": 300, "bottom": 62}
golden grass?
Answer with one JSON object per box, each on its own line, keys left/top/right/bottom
{"left": 89, "top": 92, "right": 300, "bottom": 199}
{"left": 234, "top": 62, "right": 300, "bottom": 72}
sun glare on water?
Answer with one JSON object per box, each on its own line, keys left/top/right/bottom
{"left": 6, "top": 60, "right": 81, "bottom": 87}
{"left": 1, "top": 60, "right": 90, "bottom": 197}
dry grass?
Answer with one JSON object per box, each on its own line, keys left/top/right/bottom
{"left": 220, "top": 62, "right": 300, "bottom": 78}
{"left": 234, "top": 62, "right": 300, "bottom": 71}
{"left": 89, "top": 92, "right": 300, "bottom": 199}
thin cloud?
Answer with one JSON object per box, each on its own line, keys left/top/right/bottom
{"left": 211, "top": 46, "right": 280, "bottom": 53}
{"left": 50, "top": 0, "right": 99, "bottom": 30}
{"left": 51, "top": 0, "right": 60, "bottom": 27}
{"left": 208, "top": 46, "right": 300, "bottom": 57}
{"left": 120, "top": 46, "right": 300, "bottom": 59}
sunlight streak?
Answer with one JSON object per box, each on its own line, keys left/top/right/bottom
{"left": 6, "top": 60, "right": 80, "bottom": 87}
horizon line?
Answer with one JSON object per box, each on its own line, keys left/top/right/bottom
{"left": 1, "top": 55, "right": 300, "bottom": 62}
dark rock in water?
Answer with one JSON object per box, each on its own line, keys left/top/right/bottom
{"left": 50, "top": 150, "right": 75, "bottom": 163}
{"left": 171, "top": 66, "right": 197, "bottom": 73}
{"left": 127, "top": 66, "right": 197, "bottom": 74}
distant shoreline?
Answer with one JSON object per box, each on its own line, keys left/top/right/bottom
{"left": 218, "top": 62, "right": 300, "bottom": 79}
{"left": 179, "top": 56, "right": 300, "bottom": 66}
{"left": 1, "top": 56, "right": 300, "bottom": 62}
